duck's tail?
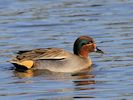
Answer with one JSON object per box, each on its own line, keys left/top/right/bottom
{"left": 9, "top": 59, "right": 34, "bottom": 69}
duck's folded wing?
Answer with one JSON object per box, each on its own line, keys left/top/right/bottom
{"left": 13, "top": 48, "right": 68, "bottom": 61}
{"left": 33, "top": 48, "right": 68, "bottom": 60}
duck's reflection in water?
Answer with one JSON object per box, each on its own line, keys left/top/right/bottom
{"left": 13, "top": 67, "right": 96, "bottom": 99}
{"left": 72, "top": 72, "right": 96, "bottom": 99}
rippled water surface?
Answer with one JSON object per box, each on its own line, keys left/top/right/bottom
{"left": 0, "top": 0, "right": 133, "bottom": 100}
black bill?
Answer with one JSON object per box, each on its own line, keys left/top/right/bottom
{"left": 95, "top": 47, "right": 104, "bottom": 54}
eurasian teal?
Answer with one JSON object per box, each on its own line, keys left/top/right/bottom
{"left": 10, "top": 36, "right": 103, "bottom": 72}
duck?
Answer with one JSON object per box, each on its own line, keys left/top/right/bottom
{"left": 9, "top": 36, "right": 103, "bottom": 72}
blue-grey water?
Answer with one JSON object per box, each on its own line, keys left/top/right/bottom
{"left": 0, "top": 0, "right": 133, "bottom": 100}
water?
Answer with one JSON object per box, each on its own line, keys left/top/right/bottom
{"left": 0, "top": 0, "right": 133, "bottom": 100}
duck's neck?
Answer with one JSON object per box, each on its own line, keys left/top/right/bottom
{"left": 73, "top": 42, "right": 89, "bottom": 58}
{"left": 79, "top": 47, "right": 89, "bottom": 58}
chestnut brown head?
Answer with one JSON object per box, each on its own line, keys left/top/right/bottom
{"left": 73, "top": 36, "right": 103, "bottom": 58}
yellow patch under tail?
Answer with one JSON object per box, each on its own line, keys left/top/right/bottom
{"left": 10, "top": 60, "right": 34, "bottom": 69}
{"left": 20, "top": 60, "right": 34, "bottom": 69}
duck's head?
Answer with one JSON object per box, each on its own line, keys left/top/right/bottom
{"left": 73, "top": 36, "right": 103, "bottom": 58}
